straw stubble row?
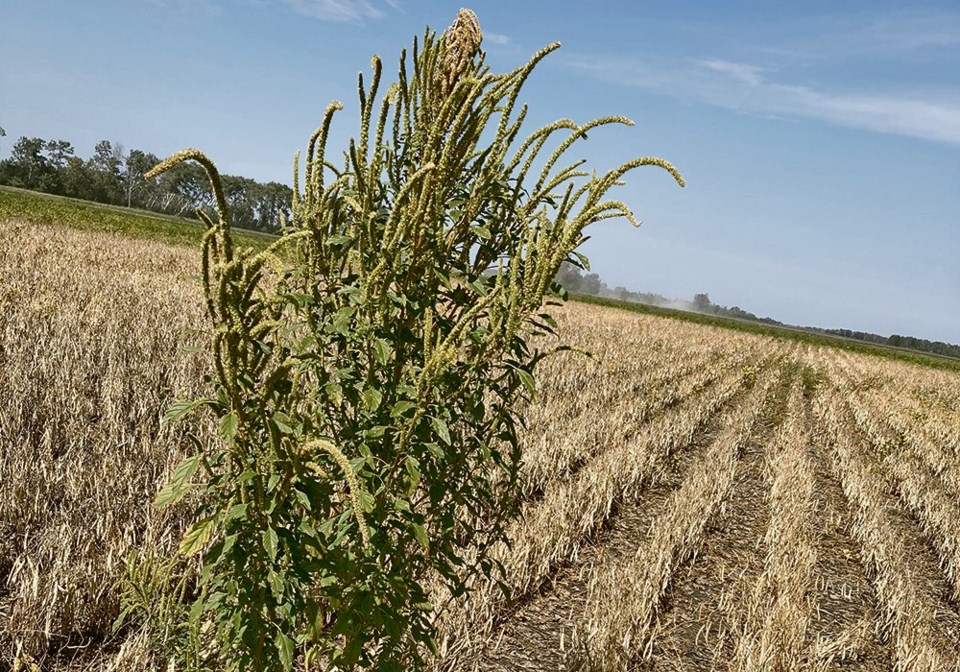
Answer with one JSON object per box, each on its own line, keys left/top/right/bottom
{"left": 815, "top": 386, "right": 960, "bottom": 672}
{"left": 574, "top": 369, "right": 778, "bottom": 670}
{"left": 436, "top": 345, "right": 777, "bottom": 663}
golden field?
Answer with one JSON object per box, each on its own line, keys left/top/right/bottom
{"left": 3, "top": 220, "right": 960, "bottom": 671}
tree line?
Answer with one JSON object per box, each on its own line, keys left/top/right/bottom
{"left": 0, "top": 135, "right": 291, "bottom": 233}
{"left": 555, "top": 262, "right": 960, "bottom": 359}
{"left": 818, "top": 329, "right": 960, "bottom": 360}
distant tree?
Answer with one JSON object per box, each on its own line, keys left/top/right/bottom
{"left": 124, "top": 148, "right": 161, "bottom": 208}
{"left": 693, "top": 293, "right": 712, "bottom": 313}
{"left": 61, "top": 155, "right": 96, "bottom": 199}
{"left": 252, "top": 181, "right": 292, "bottom": 232}
{"left": 44, "top": 139, "right": 74, "bottom": 169}
{"left": 163, "top": 160, "right": 212, "bottom": 215}
{"left": 8, "top": 136, "right": 50, "bottom": 188}
{"left": 86, "top": 140, "right": 125, "bottom": 204}
{"left": 555, "top": 261, "right": 583, "bottom": 293}
{"left": 222, "top": 174, "right": 261, "bottom": 230}
{"left": 0, "top": 133, "right": 293, "bottom": 235}
{"left": 581, "top": 272, "right": 601, "bottom": 295}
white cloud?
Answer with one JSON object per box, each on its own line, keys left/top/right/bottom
{"left": 280, "top": 0, "right": 390, "bottom": 22}
{"left": 564, "top": 55, "right": 960, "bottom": 146}
{"left": 484, "top": 32, "right": 510, "bottom": 46}
{"left": 766, "top": 85, "right": 960, "bottom": 145}
{"left": 695, "top": 59, "right": 766, "bottom": 87}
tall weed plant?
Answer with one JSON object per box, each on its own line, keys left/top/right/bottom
{"left": 146, "top": 9, "right": 683, "bottom": 670}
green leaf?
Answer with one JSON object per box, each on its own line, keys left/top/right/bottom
{"left": 572, "top": 250, "right": 591, "bottom": 270}
{"left": 363, "top": 387, "right": 382, "bottom": 412}
{"left": 537, "top": 312, "right": 558, "bottom": 330}
{"left": 161, "top": 399, "right": 208, "bottom": 428}
{"left": 325, "top": 382, "right": 343, "bottom": 406}
{"left": 272, "top": 412, "right": 296, "bottom": 434}
{"left": 294, "top": 488, "right": 312, "bottom": 511}
{"left": 268, "top": 568, "right": 284, "bottom": 599}
{"left": 405, "top": 456, "right": 421, "bottom": 492}
{"left": 430, "top": 416, "right": 451, "bottom": 445}
{"left": 153, "top": 454, "right": 201, "bottom": 508}
{"left": 111, "top": 604, "right": 136, "bottom": 633}
{"left": 179, "top": 516, "right": 215, "bottom": 556}
{"left": 306, "top": 601, "right": 324, "bottom": 640}
{"left": 391, "top": 400, "right": 417, "bottom": 418}
{"left": 373, "top": 339, "right": 392, "bottom": 365}
{"left": 225, "top": 502, "right": 248, "bottom": 521}
{"left": 267, "top": 473, "right": 281, "bottom": 492}
{"left": 188, "top": 595, "right": 205, "bottom": 624}
{"left": 276, "top": 631, "right": 295, "bottom": 671}
{"left": 331, "top": 307, "right": 355, "bottom": 335}
{"left": 219, "top": 411, "right": 239, "bottom": 443}
{"left": 472, "top": 224, "right": 491, "bottom": 239}
{"left": 513, "top": 366, "right": 537, "bottom": 396}
{"left": 412, "top": 523, "right": 429, "bottom": 550}
{"left": 263, "top": 527, "right": 279, "bottom": 562}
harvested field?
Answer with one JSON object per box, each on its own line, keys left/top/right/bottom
{"left": 3, "top": 220, "right": 960, "bottom": 671}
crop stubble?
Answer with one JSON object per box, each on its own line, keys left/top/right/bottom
{"left": 2, "top": 221, "right": 960, "bottom": 671}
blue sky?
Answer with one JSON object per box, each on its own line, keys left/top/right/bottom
{"left": 2, "top": 1, "right": 959, "bottom": 342}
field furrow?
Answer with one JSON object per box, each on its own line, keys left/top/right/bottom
{"left": 847, "top": 390, "right": 960, "bottom": 602}
{"left": 573, "top": 369, "right": 777, "bottom": 670}
{"left": 434, "top": 352, "right": 772, "bottom": 666}
{"left": 462, "top": 363, "right": 768, "bottom": 671}
{"left": 727, "top": 375, "right": 816, "bottom": 671}
{"left": 856, "top": 381, "right": 960, "bottom": 501}
{"left": 816, "top": 387, "right": 960, "bottom": 672}
{"left": 519, "top": 344, "right": 735, "bottom": 498}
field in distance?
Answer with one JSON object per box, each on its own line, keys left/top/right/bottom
{"left": 3, "top": 213, "right": 960, "bottom": 671}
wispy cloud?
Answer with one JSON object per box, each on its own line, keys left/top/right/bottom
{"left": 565, "top": 55, "right": 960, "bottom": 146}
{"left": 821, "top": 9, "right": 960, "bottom": 57}
{"left": 695, "top": 59, "right": 767, "bottom": 86}
{"left": 280, "top": 0, "right": 392, "bottom": 22}
{"left": 142, "top": 0, "right": 223, "bottom": 16}
{"left": 484, "top": 32, "right": 510, "bottom": 46}
{"left": 739, "top": 8, "right": 960, "bottom": 64}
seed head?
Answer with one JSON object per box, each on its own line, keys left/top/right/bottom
{"left": 439, "top": 8, "right": 482, "bottom": 98}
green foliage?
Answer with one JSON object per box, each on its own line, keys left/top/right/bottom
{"left": 150, "top": 10, "right": 683, "bottom": 670}
{"left": 113, "top": 551, "right": 193, "bottom": 663}
{"left": 0, "top": 137, "right": 293, "bottom": 232}
{"left": 0, "top": 185, "right": 274, "bottom": 249}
